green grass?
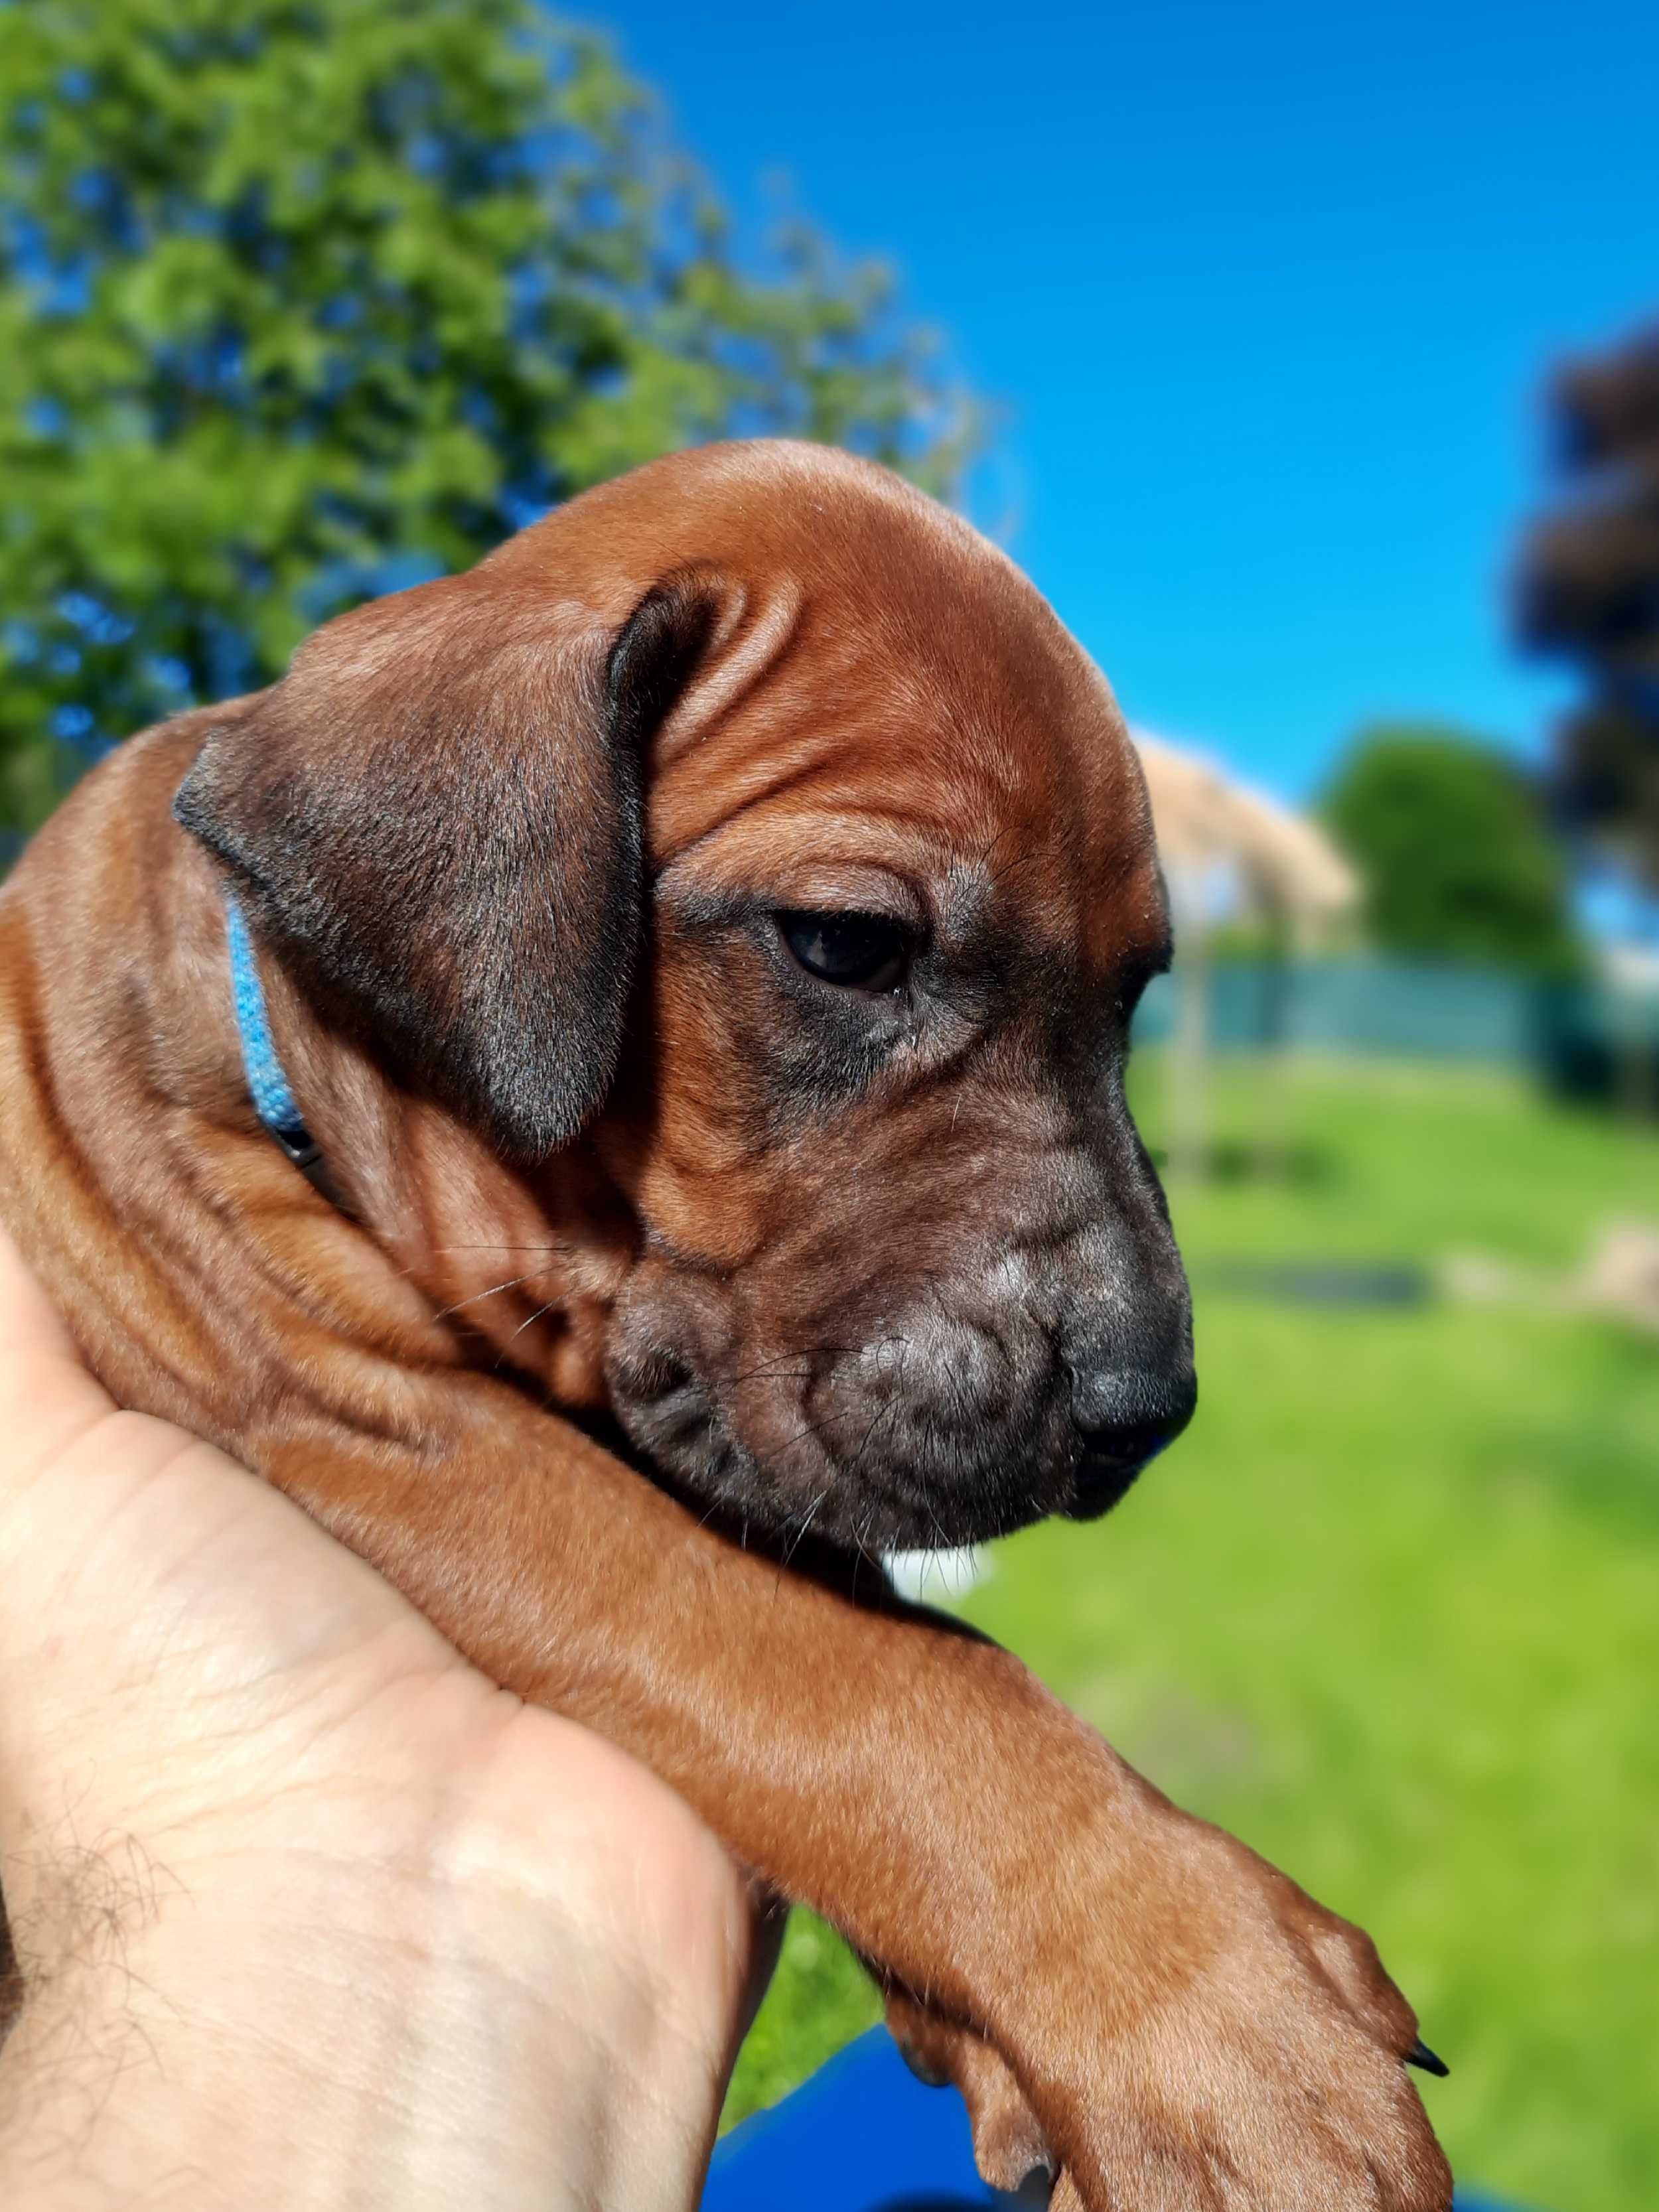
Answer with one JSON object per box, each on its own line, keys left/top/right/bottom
{"left": 725, "top": 1054, "right": 1659, "bottom": 2212}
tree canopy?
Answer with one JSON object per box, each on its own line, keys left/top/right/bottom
{"left": 1321, "top": 725, "right": 1580, "bottom": 975}
{"left": 0, "top": 0, "right": 969, "bottom": 831}
{"left": 1516, "top": 321, "right": 1659, "bottom": 890}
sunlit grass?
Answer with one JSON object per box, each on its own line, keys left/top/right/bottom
{"left": 725, "top": 1054, "right": 1659, "bottom": 2212}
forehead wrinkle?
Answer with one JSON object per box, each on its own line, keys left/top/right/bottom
{"left": 651, "top": 750, "right": 849, "bottom": 872}
{"left": 656, "top": 791, "right": 960, "bottom": 902}
{"left": 648, "top": 646, "right": 1011, "bottom": 867}
{"left": 644, "top": 531, "right": 1153, "bottom": 937}
{"left": 653, "top": 575, "right": 804, "bottom": 761}
{"left": 653, "top": 698, "right": 1147, "bottom": 959}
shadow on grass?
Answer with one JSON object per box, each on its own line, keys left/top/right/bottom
{"left": 1147, "top": 1139, "right": 1343, "bottom": 1187}
{"left": 1198, "top": 1257, "right": 1435, "bottom": 1306}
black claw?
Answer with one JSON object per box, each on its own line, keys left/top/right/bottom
{"left": 1406, "top": 2036, "right": 1450, "bottom": 2078}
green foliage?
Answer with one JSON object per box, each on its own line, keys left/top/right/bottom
{"left": 1516, "top": 323, "right": 1659, "bottom": 890}
{"left": 725, "top": 1909, "right": 879, "bottom": 2130}
{"left": 1322, "top": 725, "right": 1580, "bottom": 974}
{"left": 0, "top": 0, "right": 970, "bottom": 825}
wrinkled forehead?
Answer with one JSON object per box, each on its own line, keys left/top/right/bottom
{"left": 643, "top": 544, "right": 1165, "bottom": 969}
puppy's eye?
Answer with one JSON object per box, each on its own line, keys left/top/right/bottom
{"left": 777, "top": 910, "right": 911, "bottom": 992}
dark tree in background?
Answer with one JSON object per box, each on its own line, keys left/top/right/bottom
{"left": 1517, "top": 321, "right": 1659, "bottom": 891}
{"left": 1322, "top": 725, "right": 1579, "bottom": 973}
{"left": 0, "top": 0, "right": 970, "bottom": 833}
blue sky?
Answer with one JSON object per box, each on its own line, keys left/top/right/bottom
{"left": 595, "top": 0, "right": 1656, "bottom": 799}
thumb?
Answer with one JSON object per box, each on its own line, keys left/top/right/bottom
{"left": 0, "top": 1225, "right": 116, "bottom": 1491}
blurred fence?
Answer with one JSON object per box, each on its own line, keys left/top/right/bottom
{"left": 1136, "top": 957, "right": 1659, "bottom": 1103}
{"left": 1135, "top": 958, "right": 1531, "bottom": 1059}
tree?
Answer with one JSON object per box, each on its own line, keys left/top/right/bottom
{"left": 0, "top": 0, "right": 970, "bottom": 831}
{"left": 1516, "top": 321, "right": 1659, "bottom": 889}
{"left": 1321, "top": 725, "right": 1579, "bottom": 973}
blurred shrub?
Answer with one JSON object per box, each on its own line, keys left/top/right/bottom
{"left": 0, "top": 0, "right": 971, "bottom": 827}
{"left": 1322, "top": 724, "right": 1581, "bottom": 975}
{"left": 1534, "top": 978, "right": 1659, "bottom": 1113}
{"left": 1516, "top": 320, "right": 1659, "bottom": 892}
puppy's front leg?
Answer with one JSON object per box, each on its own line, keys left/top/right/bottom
{"left": 251, "top": 1370, "right": 1449, "bottom": 2212}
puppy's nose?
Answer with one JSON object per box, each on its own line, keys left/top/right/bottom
{"left": 1067, "top": 1362, "right": 1196, "bottom": 1519}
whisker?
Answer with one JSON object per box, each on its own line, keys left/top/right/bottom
{"left": 500, "top": 1298, "right": 561, "bottom": 1351}
{"left": 506, "top": 1300, "right": 557, "bottom": 1343}
{"left": 426, "top": 1241, "right": 573, "bottom": 1255}
{"left": 700, "top": 1350, "right": 820, "bottom": 1391}
{"left": 429, "top": 1272, "right": 547, "bottom": 1322}
{"left": 782, "top": 1486, "right": 831, "bottom": 1568}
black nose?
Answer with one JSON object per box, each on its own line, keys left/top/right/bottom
{"left": 1068, "top": 1365, "right": 1196, "bottom": 1519}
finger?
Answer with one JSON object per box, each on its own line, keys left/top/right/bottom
{"left": 0, "top": 1223, "right": 115, "bottom": 1477}
{"left": 0, "top": 1221, "right": 88, "bottom": 1365}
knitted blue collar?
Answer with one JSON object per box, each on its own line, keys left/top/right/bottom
{"left": 224, "top": 893, "right": 334, "bottom": 1198}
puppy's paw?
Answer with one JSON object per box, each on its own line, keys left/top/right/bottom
{"left": 1001, "top": 1812, "right": 1454, "bottom": 2211}
{"left": 885, "top": 1986, "right": 1054, "bottom": 2195}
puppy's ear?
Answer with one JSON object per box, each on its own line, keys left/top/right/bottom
{"left": 175, "top": 569, "right": 718, "bottom": 1159}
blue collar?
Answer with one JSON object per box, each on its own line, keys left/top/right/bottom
{"left": 224, "top": 893, "right": 337, "bottom": 1201}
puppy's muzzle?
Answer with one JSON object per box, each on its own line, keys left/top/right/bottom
{"left": 1066, "top": 1357, "right": 1198, "bottom": 1519}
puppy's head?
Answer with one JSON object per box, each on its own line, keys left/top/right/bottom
{"left": 177, "top": 441, "right": 1193, "bottom": 1553}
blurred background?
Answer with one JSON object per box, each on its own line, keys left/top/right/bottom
{"left": 2, "top": 3, "right": 1655, "bottom": 2205}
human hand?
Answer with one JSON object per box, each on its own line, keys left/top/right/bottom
{"left": 0, "top": 1226, "right": 763, "bottom": 2212}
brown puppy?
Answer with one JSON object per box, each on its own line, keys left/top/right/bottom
{"left": 0, "top": 441, "right": 1450, "bottom": 2209}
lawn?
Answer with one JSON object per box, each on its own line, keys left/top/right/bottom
{"left": 725, "top": 1052, "right": 1659, "bottom": 2212}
